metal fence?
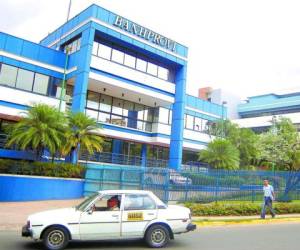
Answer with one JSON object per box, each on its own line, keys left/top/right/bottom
{"left": 84, "top": 164, "right": 300, "bottom": 203}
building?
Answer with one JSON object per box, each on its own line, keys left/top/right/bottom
{"left": 198, "top": 87, "right": 239, "bottom": 119}
{"left": 233, "top": 88, "right": 300, "bottom": 132}
{"left": 0, "top": 4, "right": 226, "bottom": 170}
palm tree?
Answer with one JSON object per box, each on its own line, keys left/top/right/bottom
{"left": 6, "top": 104, "right": 66, "bottom": 160}
{"left": 199, "top": 138, "right": 240, "bottom": 170}
{"left": 63, "top": 112, "right": 103, "bottom": 164}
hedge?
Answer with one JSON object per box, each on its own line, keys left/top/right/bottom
{"left": 0, "top": 159, "right": 85, "bottom": 178}
{"left": 185, "top": 202, "right": 300, "bottom": 216}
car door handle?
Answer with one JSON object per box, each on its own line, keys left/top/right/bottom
{"left": 112, "top": 214, "right": 119, "bottom": 218}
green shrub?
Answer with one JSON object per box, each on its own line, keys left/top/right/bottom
{"left": 185, "top": 202, "right": 300, "bottom": 216}
{"left": 0, "top": 159, "right": 85, "bottom": 178}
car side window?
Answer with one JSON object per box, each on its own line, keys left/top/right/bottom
{"left": 124, "top": 194, "right": 156, "bottom": 210}
{"left": 92, "top": 195, "right": 121, "bottom": 212}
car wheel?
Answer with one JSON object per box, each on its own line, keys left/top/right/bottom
{"left": 42, "top": 226, "right": 69, "bottom": 250}
{"left": 145, "top": 224, "right": 170, "bottom": 248}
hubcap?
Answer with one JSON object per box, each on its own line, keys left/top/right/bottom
{"left": 151, "top": 229, "right": 166, "bottom": 244}
{"left": 48, "top": 230, "right": 64, "bottom": 247}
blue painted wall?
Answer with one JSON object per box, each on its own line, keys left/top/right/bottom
{"left": 0, "top": 175, "right": 84, "bottom": 201}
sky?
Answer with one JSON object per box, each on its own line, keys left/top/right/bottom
{"left": 1, "top": 0, "right": 300, "bottom": 99}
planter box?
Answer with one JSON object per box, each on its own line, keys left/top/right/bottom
{"left": 0, "top": 174, "right": 84, "bottom": 201}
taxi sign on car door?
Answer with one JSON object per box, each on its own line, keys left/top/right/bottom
{"left": 127, "top": 212, "right": 144, "bottom": 221}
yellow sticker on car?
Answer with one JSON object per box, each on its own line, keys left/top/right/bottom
{"left": 127, "top": 212, "right": 144, "bottom": 221}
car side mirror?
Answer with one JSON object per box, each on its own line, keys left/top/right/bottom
{"left": 87, "top": 207, "right": 94, "bottom": 215}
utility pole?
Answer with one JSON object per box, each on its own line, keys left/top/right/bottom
{"left": 58, "top": 0, "right": 72, "bottom": 111}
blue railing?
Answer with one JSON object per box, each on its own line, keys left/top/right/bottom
{"left": 84, "top": 164, "right": 300, "bottom": 203}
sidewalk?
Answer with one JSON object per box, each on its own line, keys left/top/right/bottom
{"left": 0, "top": 199, "right": 84, "bottom": 231}
{"left": 1, "top": 199, "right": 300, "bottom": 231}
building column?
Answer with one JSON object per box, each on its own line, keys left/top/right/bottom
{"left": 112, "top": 139, "right": 123, "bottom": 164}
{"left": 168, "top": 64, "right": 187, "bottom": 171}
{"left": 141, "top": 144, "right": 147, "bottom": 167}
{"left": 71, "top": 27, "right": 95, "bottom": 113}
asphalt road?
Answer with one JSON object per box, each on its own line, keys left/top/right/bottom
{"left": 1, "top": 223, "right": 299, "bottom": 250}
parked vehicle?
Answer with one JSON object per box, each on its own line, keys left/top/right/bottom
{"left": 22, "top": 190, "right": 196, "bottom": 250}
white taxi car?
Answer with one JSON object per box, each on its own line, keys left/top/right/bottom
{"left": 22, "top": 190, "right": 196, "bottom": 250}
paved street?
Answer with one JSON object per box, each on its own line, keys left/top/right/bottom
{"left": 1, "top": 223, "right": 299, "bottom": 250}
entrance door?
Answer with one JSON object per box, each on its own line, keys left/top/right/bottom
{"left": 79, "top": 194, "right": 122, "bottom": 240}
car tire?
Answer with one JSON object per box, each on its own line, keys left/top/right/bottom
{"left": 42, "top": 226, "right": 69, "bottom": 250}
{"left": 145, "top": 224, "right": 170, "bottom": 248}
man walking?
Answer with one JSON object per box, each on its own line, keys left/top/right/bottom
{"left": 261, "top": 179, "right": 276, "bottom": 219}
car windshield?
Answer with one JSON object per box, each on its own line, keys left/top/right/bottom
{"left": 75, "top": 193, "right": 98, "bottom": 211}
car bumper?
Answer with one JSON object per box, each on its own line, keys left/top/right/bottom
{"left": 186, "top": 223, "right": 196, "bottom": 232}
{"left": 22, "top": 225, "right": 32, "bottom": 237}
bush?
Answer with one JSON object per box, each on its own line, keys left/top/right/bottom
{"left": 0, "top": 159, "right": 85, "bottom": 178}
{"left": 185, "top": 202, "right": 300, "bottom": 216}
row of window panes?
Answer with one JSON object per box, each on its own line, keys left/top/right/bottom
{"left": 0, "top": 63, "right": 53, "bottom": 96}
{"left": 92, "top": 41, "right": 170, "bottom": 81}
{"left": 85, "top": 109, "right": 153, "bottom": 132}
{"left": 63, "top": 37, "right": 81, "bottom": 54}
{"left": 86, "top": 91, "right": 154, "bottom": 122}
{"left": 185, "top": 114, "right": 210, "bottom": 132}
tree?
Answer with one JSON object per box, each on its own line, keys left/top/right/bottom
{"left": 257, "top": 117, "right": 300, "bottom": 200}
{"left": 210, "top": 120, "right": 259, "bottom": 168}
{"left": 6, "top": 104, "right": 66, "bottom": 159}
{"left": 199, "top": 138, "right": 240, "bottom": 170}
{"left": 63, "top": 112, "right": 103, "bottom": 164}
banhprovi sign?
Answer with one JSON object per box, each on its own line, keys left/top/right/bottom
{"left": 113, "top": 15, "right": 177, "bottom": 52}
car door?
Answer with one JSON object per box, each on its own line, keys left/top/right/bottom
{"left": 79, "top": 194, "right": 122, "bottom": 240}
{"left": 121, "top": 194, "right": 158, "bottom": 238}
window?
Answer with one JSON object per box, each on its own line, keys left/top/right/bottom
{"left": 0, "top": 64, "right": 18, "bottom": 87}
{"left": 98, "top": 112, "right": 110, "bottom": 123}
{"left": 92, "top": 42, "right": 98, "bottom": 55}
{"left": 134, "top": 104, "right": 145, "bottom": 120}
{"left": 123, "top": 100, "right": 134, "bottom": 117}
{"left": 158, "top": 107, "right": 170, "bottom": 124}
{"left": 158, "top": 66, "right": 169, "bottom": 80}
{"left": 111, "top": 49, "right": 124, "bottom": 64}
{"left": 33, "top": 73, "right": 49, "bottom": 95}
{"left": 136, "top": 58, "right": 147, "bottom": 72}
{"left": 16, "top": 69, "right": 34, "bottom": 91}
{"left": 99, "top": 94, "right": 112, "bottom": 112}
{"left": 98, "top": 43, "right": 112, "bottom": 60}
{"left": 124, "top": 194, "right": 156, "bottom": 210}
{"left": 87, "top": 91, "right": 100, "bottom": 110}
{"left": 124, "top": 54, "right": 136, "bottom": 68}
{"left": 86, "top": 109, "right": 98, "bottom": 120}
{"left": 194, "top": 117, "right": 202, "bottom": 131}
{"left": 185, "top": 115, "right": 194, "bottom": 130}
{"left": 112, "top": 98, "right": 123, "bottom": 115}
{"left": 111, "top": 115, "right": 127, "bottom": 127}
{"left": 147, "top": 62, "right": 158, "bottom": 76}
{"left": 92, "top": 195, "right": 121, "bottom": 212}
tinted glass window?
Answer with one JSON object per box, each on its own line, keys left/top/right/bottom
{"left": 33, "top": 73, "right": 49, "bottom": 95}
{"left": 186, "top": 115, "right": 194, "bottom": 130}
{"left": 136, "top": 58, "right": 147, "bottom": 72}
{"left": 0, "top": 64, "right": 18, "bottom": 87}
{"left": 158, "top": 107, "right": 170, "bottom": 124}
{"left": 112, "top": 98, "right": 123, "bottom": 115}
{"left": 16, "top": 69, "right": 34, "bottom": 91}
{"left": 194, "top": 117, "right": 202, "bottom": 131}
{"left": 87, "top": 91, "right": 100, "bottom": 110}
{"left": 98, "top": 112, "right": 111, "bottom": 123}
{"left": 147, "top": 62, "right": 158, "bottom": 76}
{"left": 98, "top": 43, "right": 112, "bottom": 60}
{"left": 99, "top": 94, "right": 112, "bottom": 112}
{"left": 124, "top": 54, "right": 136, "bottom": 68}
{"left": 111, "top": 49, "right": 124, "bottom": 64}
{"left": 158, "top": 66, "right": 169, "bottom": 80}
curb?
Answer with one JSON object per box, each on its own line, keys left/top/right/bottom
{"left": 193, "top": 217, "right": 300, "bottom": 227}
